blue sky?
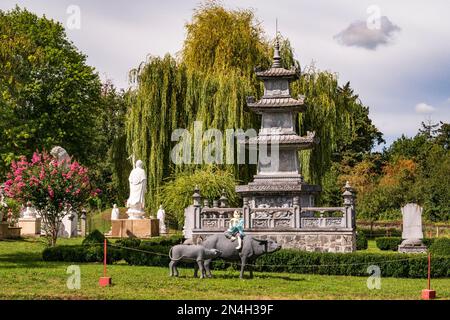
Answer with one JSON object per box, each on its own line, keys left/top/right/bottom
{"left": 1, "top": 0, "right": 449, "bottom": 150}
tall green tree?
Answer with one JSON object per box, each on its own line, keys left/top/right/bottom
{"left": 0, "top": 7, "right": 102, "bottom": 177}
{"left": 90, "top": 81, "right": 130, "bottom": 206}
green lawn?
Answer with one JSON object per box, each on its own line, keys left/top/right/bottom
{"left": 0, "top": 238, "right": 449, "bottom": 300}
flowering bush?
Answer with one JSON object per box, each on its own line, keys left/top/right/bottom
{"left": 3, "top": 151, "right": 94, "bottom": 245}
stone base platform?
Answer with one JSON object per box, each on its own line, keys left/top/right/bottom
{"left": 0, "top": 223, "right": 22, "bottom": 239}
{"left": 398, "top": 245, "right": 427, "bottom": 253}
{"left": 192, "top": 229, "right": 356, "bottom": 253}
{"left": 18, "top": 218, "right": 41, "bottom": 235}
{"left": 111, "top": 219, "right": 159, "bottom": 238}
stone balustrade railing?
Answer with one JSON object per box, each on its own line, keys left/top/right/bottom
{"left": 191, "top": 182, "right": 355, "bottom": 232}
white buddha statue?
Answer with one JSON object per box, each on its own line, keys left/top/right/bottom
{"left": 126, "top": 160, "right": 147, "bottom": 219}
{"left": 111, "top": 204, "right": 120, "bottom": 220}
{"left": 157, "top": 205, "right": 167, "bottom": 234}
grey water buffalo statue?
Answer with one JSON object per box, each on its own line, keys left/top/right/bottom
{"left": 196, "top": 234, "right": 281, "bottom": 279}
{"left": 169, "top": 244, "right": 222, "bottom": 278}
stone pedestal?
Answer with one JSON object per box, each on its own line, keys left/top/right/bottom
{"left": 18, "top": 218, "right": 41, "bottom": 235}
{"left": 126, "top": 208, "right": 145, "bottom": 220}
{"left": 111, "top": 218, "right": 159, "bottom": 238}
{"left": 7, "top": 227, "right": 21, "bottom": 239}
{"left": 398, "top": 239, "right": 427, "bottom": 253}
{"left": 193, "top": 230, "right": 356, "bottom": 253}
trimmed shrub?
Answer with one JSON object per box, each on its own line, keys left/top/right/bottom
{"left": 376, "top": 237, "right": 436, "bottom": 251}
{"left": 429, "top": 238, "right": 450, "bottom": 256}
{"left": 141, "top": 234, "right": 184, "bottom": 246}
{"left": 42, "top": 244, "right": 120, "bottom": 263}
{"left": 82, "top": 229, "right": 108, "bottom": 246}
{"left": 124, "top": 243, "right": 171, "bottom": 266}
{"left": 376, "top": 237, "right": 402, "bottom": 251}
{"left": 250, "top": 250, "right": 449, "bottom": 278}
{"left": 422, "top": 238, "right": 436, "bottom": 247}
{"left": 120, "top": 245, "right": 449, "bottom": 278}
{"left": 115, "top": 238, "right": 141, "bottom": 248}
{"left": 42, "top": 234, "right": 183, "bottom": 264}
{"left": 356, "top": 230, "right": 368, "bottom": 250}
{"left": 42, "top": 245, "right": 86, "bottom": 262}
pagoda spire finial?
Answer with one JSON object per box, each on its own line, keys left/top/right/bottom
{"left": 272, "top": 18, "right": 281, "bottom": 68}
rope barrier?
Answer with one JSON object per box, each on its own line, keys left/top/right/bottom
{"left": 94, "top": 242, "right": 429, "bottom": 269}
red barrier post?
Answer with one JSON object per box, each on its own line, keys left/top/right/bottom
{"left": 99, "top": 238, "right": 112, "bottom": 287}
{"left": 421, "top": 252, "right": 436, "bottom": 300}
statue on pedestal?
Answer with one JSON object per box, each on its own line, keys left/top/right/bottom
{"left": 111, "top": 204, "right": 120, "bottom": 220}
{"left": 126, "top": 160, "right": 147, "bottom": 219}
{"left": 23, "top": 201, "right": 37, "bottom": 218}
{"left": 157, "top": 205, "right": 167, "bottom": 234}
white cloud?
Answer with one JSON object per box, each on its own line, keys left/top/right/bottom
{"left": 415, "top": 103, "right": 436, "bottom": 114}
{"left": 333, "top": 16, "right": 400, "bottom": 50}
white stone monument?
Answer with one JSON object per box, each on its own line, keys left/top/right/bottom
{"left": 111, "top": 204, "right": 120, "bottom": 220}
{"left": 398, "top": 203, "right": 427, "bottom": 253}
{"left": 58, "top": 210, "right": 78, "bottom": 238}
{"left": 157, "top": 205, "right": 167, "bottom": 234}
{"left": 126, "top": 160, "right": 147, "bottom": 220}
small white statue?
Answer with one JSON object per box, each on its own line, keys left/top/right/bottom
{"left": 157, "top": 204, "right": 167, "bottom": 234}
{"left": 50, "top": 146, "right": 71, "bottom": 168}
{"left": 23, "top": 202, "right": 37, "bottom": 218}
{"left": 111, "top": 204, "right": 120, "bottom": 220}
{"left": 0, "top": 191, "right": 8, "bottom": 221}
{"left": 126, "top": 160, "right": 147, "bottom": 219}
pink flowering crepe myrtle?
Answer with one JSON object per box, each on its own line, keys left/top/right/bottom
{"left": 3, "top": 151, "right": 97, "bottom": 246}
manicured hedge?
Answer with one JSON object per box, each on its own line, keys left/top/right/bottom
{"left": 42, "top": 234, "right": 450, "bottom": 278}
{"left": 376, "top": 237, "right": 402, "bottom": 251}
{"left": 376, "top": 237, "right": 436, "bottom": 251}
{"left": 42, "top": 234, "right": 184, "bottom": 264}
{"left": 422, "top": 238, "right": 436, "bottom": 247}
{"left": 356, "top": 230, "right": 368, "bottom": 250}
{"left": 429, "top": 238, "right": 450, "bottom": 256}
{"left": 122, "top": 244, "right": 450, "bottom": 278}
{"left": 82, "top": 229, "right": 108, "bottom": 246}
{"left": 250, "top": 250, "right": 449, "bottom": 278}
{"left": 122, "top": 235, "right": 190, "bottom": 268}
{"left": 42, "top": 245, "right": 122, "bottom": 263}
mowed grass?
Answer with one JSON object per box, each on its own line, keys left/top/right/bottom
{"left": 0, "top": 238, "right": 449, "bottom": 300}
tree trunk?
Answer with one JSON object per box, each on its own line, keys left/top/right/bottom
{"left": 48, "top": 220, "right": 58, "bottom": 247}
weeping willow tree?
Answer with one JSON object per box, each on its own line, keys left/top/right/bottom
{"left": 125, "top": 3, "right": 271, "bottom": 211}
{"left": 124, "top": 1, "right": 382, "bottom": 214}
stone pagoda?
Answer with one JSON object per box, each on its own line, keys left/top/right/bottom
{"left": 236, "top": 39, "right": 321, "bottom": 211}
{"left": 186, "top": 39, "right": 357, "bottom": 253}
